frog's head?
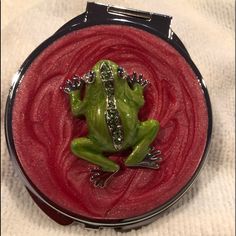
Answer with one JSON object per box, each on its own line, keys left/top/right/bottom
{"left": 83, "top": 60, "right": 136, "bottom": 105}
{"left": 92, "top": 60, "right": 119, "bottom": 82}
{"left": 88, "top": 60, "right": 127, "bottom": 95}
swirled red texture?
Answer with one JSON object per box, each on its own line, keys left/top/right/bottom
{"left": 12, "top": 25, "right": 208, "bottom": 220}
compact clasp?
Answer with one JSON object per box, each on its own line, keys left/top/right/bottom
{"left": 85, "top": 2, "right": 172, "bottom": 38}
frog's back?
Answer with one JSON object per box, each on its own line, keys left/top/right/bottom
{"left": 83, "top": 60, "right": 139, "bottom": 151}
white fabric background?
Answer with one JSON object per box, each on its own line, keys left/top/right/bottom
{"left": 1, "top": 0, "right": 235, "bottom": 235}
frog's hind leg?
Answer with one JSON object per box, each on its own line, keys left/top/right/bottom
{"left": 71, "top": 138, "right": 120, "bottom": 187}
{"left": 125, "top": 120, "right": 162, "bottom": 169}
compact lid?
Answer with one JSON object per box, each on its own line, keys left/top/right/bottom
{"left": 5, "top": 1, "right": 212, "bottom": 232}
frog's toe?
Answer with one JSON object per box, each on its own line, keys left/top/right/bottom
{"left": 127, "top": 72, "right": 150, "bottom": 88}
{"left": 147, "top": 148, "right": 162, "bottom": 161}
{"left": 147, "top": 147, "right": 162, "bottom": 162}
{"left": 137, "top": 160, "right": 160, "bottom": 169}
{"left": 61, "top": 76, "right": 84, "bottom": 94}
{"left": 137, "top": 74, "right": 150, "bottom": 87}
{"left": 128, "top": 147, "right": 162, "bottom": 169}
{"left": 90, "top": 169, "right": 118, "bottom": 188}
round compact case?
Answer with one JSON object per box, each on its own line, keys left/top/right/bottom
{"left": 5, "top": 2, "right": 212, "bottom": 231}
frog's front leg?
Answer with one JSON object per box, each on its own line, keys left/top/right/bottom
{"left": 63, "top": 76, "right": 86, "bottom": 116}
{"left": 125, "top": 120, "right": 162, "bottom": 169}
{"left": 124, "top": 72, "right": 150, "bottom": 108}
{"left": 63, "top": 71, "right": 95, "bottom": 116}
{"left": 71, "top": 138, "right": 120, "bottom": 187}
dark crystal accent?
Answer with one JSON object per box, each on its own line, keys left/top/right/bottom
{"left": 117, "top": 66, "right": 124, "bottom": 77}
{"left": 86, "top": 71, "right": 95, "bottom": 83}
{"left": 107, "top": 100, "right": 115, "bottom": 109}
{"left": 106, "top": 88, "right": 115, "bottom": 96}
{"left": 104, "top": 81, "right": 113, "bottom": 88}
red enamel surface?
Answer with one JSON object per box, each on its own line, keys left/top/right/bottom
{"left": 12, "top": 25, "right": 208, "bottom": 220}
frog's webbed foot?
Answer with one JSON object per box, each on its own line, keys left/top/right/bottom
{"left": 127, "top": 72, "right": 150, "bottom": 88}
{"left": 117, "top": 67, "right": 149, "bottom": 88}
{"left": 62, "top": 71, "right": 95, "bottom": 94}
{"left": 130, "top": 147, "right": 162, "bottom": 169}
{"left": 90, "top": 169, "right": 118, "bottom": 188}
{"left": 62, "top": 76, "right": 84, "bottom": 94}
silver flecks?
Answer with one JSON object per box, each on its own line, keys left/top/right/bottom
{"left": 100, "top": 62, "right": 124, "bottom": 151}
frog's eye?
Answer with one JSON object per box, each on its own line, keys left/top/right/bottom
{"left": 117, "top": 67, "right": 125, "bottom": 78}
{"left": 84, "top": 71, "right": 95, "bottom": 84}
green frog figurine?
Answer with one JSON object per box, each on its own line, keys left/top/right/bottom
{"left": 63, "top": 60, "right": 161, "bottom": 187}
